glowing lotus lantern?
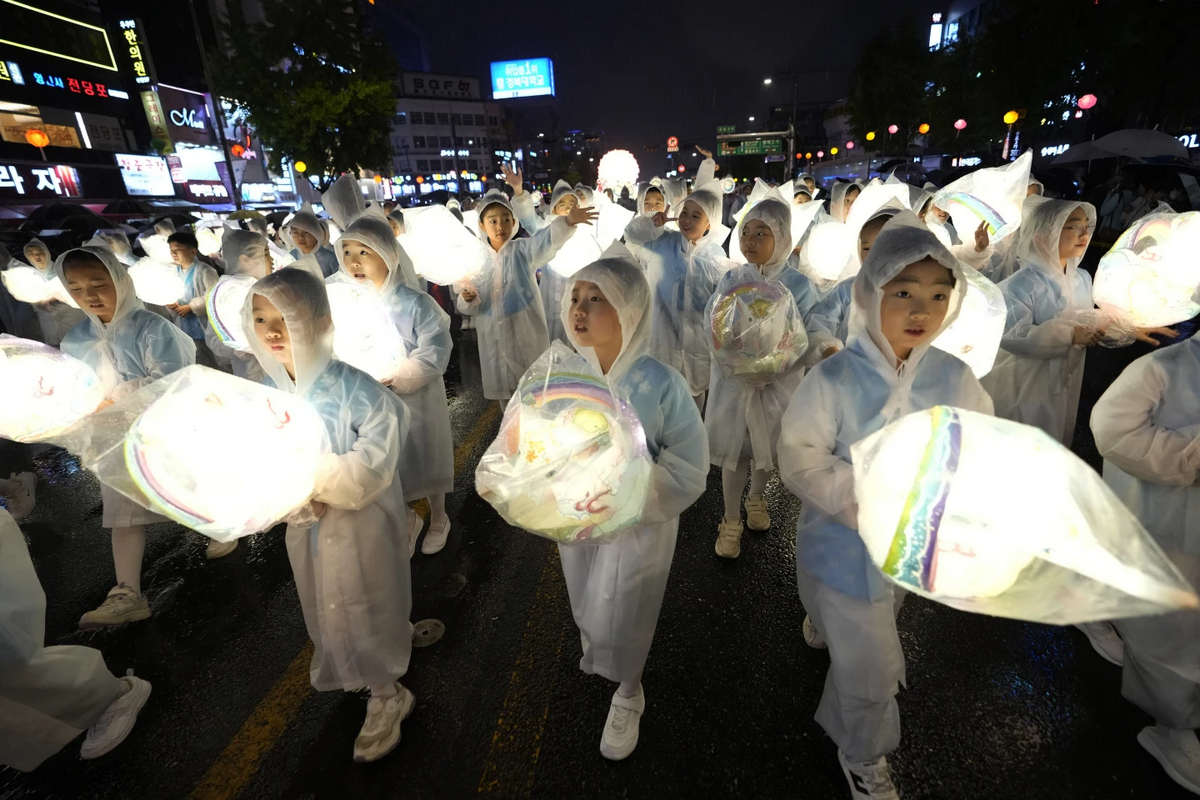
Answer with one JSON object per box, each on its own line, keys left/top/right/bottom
{"left": 1093, "top": 211, "right": 1200, "bottom": 328}
{"left": 397, "top": 204, "right": 489, "bottom": 285}
{"left": 325, "top": 281, "right": 406, "bottom": 382}
{"left": 0, "top": 335, "right": 106, "bottom": 443}
{"left": 206, "top": 275, "right": 255, "bottom": 352}
{"left": 597, "top": 149, "right": 640, "bottom": 193}
{"left": 140, "top": 233, "right": 172, "bottom": 263}
{"left": 1078, "top": 94, "right": 1097, "bottom": 110}
{"left": 851, "top": 406, "right": 1199, "bottom": 624}
{"left": 803, "top": 221, "right": 854, "bottom": 281}
{"left": 58, "top": 366, "right": 331, "bottom": 542}
{"left": 932, "top": 150, "right": 1032, "bottom": 244}
{"left": 548, "top": 226, "right": 603, "bottom": 278}
{"left": 2, "top": 265, "right": 58, "bottom": 304}
{"left": 708, "top": 265, "right": 809, "bottom": 381}
{"left": 196, "top": 225, "right": 224, "bottom": 257}
{"left": 931, "top": 263, "right": 1006, "bottom": 378}
{"left": 475, "top": 343, "right": 653, "bottom": 544}
{"left": 128, "top": 258, "right": 186, "bottom": 305}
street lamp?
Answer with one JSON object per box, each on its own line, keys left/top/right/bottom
{"left": 748, "top": 116, "right": 755, "bottom": 121}
{"left": 763, "top": 78, "right": 772, "bottom": 85}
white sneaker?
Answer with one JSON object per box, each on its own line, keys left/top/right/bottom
{"left": 1076, "top": 621, "right": 1123, "bottom": 666}
{"left": 79, "top": 585, "right": 150, "bottom": 629}
{"left": 744, "top": 494, "right": 771, "bottom": 531}
{"left": 206, "top": 538, "right": 238, "bottom": 559}
{"left": 421, "top": 518, "right": 451, "bottom": 555}
{"left": 80, "top": 672, "right": 152, "bottom": 760}
{"left": 715, "top": 519, "right": 743, "bottom": 559}
{"left": 600, "top": 684, "right": 645, "bottom": 761}
{"left": 838, "top": 750, "right": 900, "bottom": 799}
{"left": 353, "top": 684, "right": 415, "bottom": 763}
{"left": 1139, "top": 726, "right": 1200, "bottom": 795}
{"left": 5, "top": 472, "right": 36, "bottom": 520}
{"left": 407, "top": 511, "right": 423, "bottom": 559}
{"left": 803, "top": 615, "right": 828, "bottom": 649}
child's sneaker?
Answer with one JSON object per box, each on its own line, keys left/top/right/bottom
{"left": 206, "top": 538, "right": 238, "bottom": 559}
{"left": 79, "top": 585, "right": 150, "bottom": 629}
{"left": 407, "top": 511, "right": 423, "bottom": 559}
{"left": 1076, "top": 621, "right": 1123, "bottom": 666}
{"left": 744, "top": 494, "right": 771, "bottom": 530}
{"left": 5, "top": 472, "right": 36, "bottom": 520}
{"left": 600, "top": 684, "right": 644, "bottom": 761}
{"left": 421, "top": 519, "right": 451, "bottom": 555}
{"left": 80, "top": 672, "right": 152, "bottom": 759}
{"left": 838, "top": 750, "right": 900, "bottom": 799}
{"left": 715, "top": 519, "right": 743, "bottom": 559}
{"left": 803, "top": 615, "right": 828, "bottom": 649}
{"left": 353, "top": 684, "right": 415, "bottom": 763}
{"left": 1138, "top": 726, "right": 1200, "bottom": 795}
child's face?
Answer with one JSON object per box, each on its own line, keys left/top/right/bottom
{"left": 251, "top": 294, "right": 294, "bottom": 376}
{"left": 574, "top": 190, "right": 588, "bottom": 204}
{"left": 677, "top": 200, "right": 710, "bottom": 243}
{"left": 842, "top": 187, "right": 861, "bottom": 217}
{"left": 569, "top": 280, "right": 622, "bottom": 351}
{"left": 793, "top": 193, "right": 811, "bottom": 206}
{"left": 238, "top": 245, "right": 273, "bottom": 278}
{"left": 739, "top": 219, "right": 776, "bottom": 266}
{"left": 804, "top": 178, "right": 816, "bottom": 193}
{"left": 26, "top": 247, "right": 49, "bottom": 269}
{"left": 643, "top": 189, "right": 666, "bottom": 214}
{"left": 169, "top": 242, "right": 198, "bottom": 267}
{"left": 341, "top": 238, "right": 389, "bottom": 290}
{"left": 1057, "top": 207, "right": 1092, "bottom": 264}
{"left": 388, "top": 219, "right": 402, "bottom": 237}
{"left": 290, "top": 226, "right": 317, "bottom": 253}
{"left": 929, "top": 205, "right": 949, "bottom": 224}
{"left": 878, "top": 258, "right": 954, "bottom": 361}
{"left": 64, "top": 262, "right": 118, "bottom": 323}
{"left": 481, "top": 205, "right": 515, "bottom": 246}
{"left": 553, "top": 194, "right": 578, "bottom": 216}
{"left": 858, "top": 216, "right": 891, "bottom": 263}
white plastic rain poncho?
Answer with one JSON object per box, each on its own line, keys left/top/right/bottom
{"left": 244, "top": 268, "right": 412, "bottom": 692}
{"left": 456, "top": 190, "right": 577, "bottom": 400}
{"left": 514, "top": 180, "right": 574, "bottom": 232}
{"left": 204, "top": 229, "right": 275, "bottom": 382}
{"left": 828, "top": 181, "right": 863, "bottom": 223}
{"left": 335, "top": 208, "right": 421, "bottom": 292}
{"left": 170, "top": 246, "right": 218, "bottom": 343}
{"left": 0, "top": 246, "right": 41, "bottom": 342}
{"left": 706, "top": 195, "right": 820, "bottom": 471}
{"left": 334, "top": 214, "right": 453, "bottom": 500}
{"left": 1093, "top": 337, "right": 1200, "bottom": 728}
{"left": 19, "top": 239, "right": 85, "bottom": 346}
{"left": 622, "top": 185, "right": 730, "bottom": 396}
{"left": 320, "top": 174, "right": 365, "bottom": 231}
{"left": 285, "top": 206, "right": 339, "bottom": 278}
{"left": 636, "top": 181, "right": 670, "bottom": 217}
{"left": 980, "top": 198, "right": 1097, "bottom": 446}
{"left": 512, "top": 181, "right": 575, "bottom": 344}
{"left": 0, "top": 508, "right": 127, "bottom": 772}
{"left": 777, "top": 212, "right": 992, "bottom": 761}
{"left": 556, "top": 247, "right": 709, "bottom": 683}
{"left": 94, "top": 230, "right": 137, "bottom": 267}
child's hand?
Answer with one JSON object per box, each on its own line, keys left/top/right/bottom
{"left": 1135, "top": 326, "right": 1179, "bottom": 346}
{"left": 1073, "top": 326, "right": 1104, "bottom": 347}
{"left": 695, "top": 145, "right": 718, "bottom": 169}
{"left": 652, "top": 211, "right": 675, "bottom": 228}
{"left": 567, "top": 205, "right": 600, "bottom": 227}
{"left": 95, "top": 398, "right": 115, "bottom": 412}
{"left": 973, "top": 220, "right": 990, "bottom": 253}
{"left": 310, "top": 500, "right": 327, "bottom": 519}
{"left": 460, "top": 287, "right": 478, "bottom": 303}
{"left": 502, "top": 163, "right": 523, "bottom": 196}
{"left": 174, "top": 304, "right": 193, "bottom": 317}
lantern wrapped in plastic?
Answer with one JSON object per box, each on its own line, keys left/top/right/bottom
{"left": 51, "top": 365, "right": 331, "bottom": 542}
{"left": 709, "top": 264, "right": 809, "bottom": 381}
{"left": 206, "top": 275, "right": 255, "bottom": 352}
{"left": 851, "top": 405, "right": 1199, "bottom": 624}
{"left": 548, "top": 225, "right": 603, "bottom": 278}
{"left": 325, "top": 281, "right": 406, "bottom": 382}
{"left": 931, "top": 151, "right": 1032, "bottom": 244}
{"left": 2, "top": 265, "right": 59, "bottom": 304}
{"left": 195, "top": 225, "right": 224, "bottom": 257}
{"left": 138, "top": 233, "right": 172, "bottom": 264}
{"left": 128, "top": 258, "right": 186, "bottom": 305}
{"left": 396, "top": 204, "right": 489, "bottom": 285}
{"left": 595, "top": 202, "right": 634, "bottom": 251}
{"left": 0, "top": 335, "right": 106, "bottom": 442}
{"left": 930, "top": 263, "right": 1006, "bottom": 378}
{"left": 1093, "top": 211, "right": 1200, "bottom": 328}
{"left": 475, "top": 343, "right": 653, "bottom": 544}
{"left": 1062, "top": 308, "right": 1138, "bottom": 348}
{"left": 461, "top": 209, "right": 479, "bottom": 238}
{"left": 802, "top": 222, "right": 855, "bottom": 282}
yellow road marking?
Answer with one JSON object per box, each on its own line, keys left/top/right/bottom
{"left": 188, "top": 400, "right": 501, "bottom": 799}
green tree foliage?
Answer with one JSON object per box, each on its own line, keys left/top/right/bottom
{"left": 209, "top": 0, "right": 396, "bottom": 191}
{"left": 846, "top": 20, "right": 929, "bottom": 150}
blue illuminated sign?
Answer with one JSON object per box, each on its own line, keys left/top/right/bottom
{"left": 489, "top": 58, "right": 555, "bottom": 100}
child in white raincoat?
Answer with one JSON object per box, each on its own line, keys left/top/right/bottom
{"left": 508, "top": 170, "right": 584, "bottom": 344}
{"left": 55, "top": 248, "right": 196, "bottom": 628}
{"left": 1092, "top": 334, "right": 1200, "bottom": 795}
{"left": 710, "top": 195, "right": 820, "bottom": 560}
{"left": 455, "top": 189, "right": 594, "bottom": 401}
{"left": 556, "top": 248, "right": 708, "bottom": 761}
{"left": 165, "top": 231, "right": 219, "bottom": 367}
{"left": 779, "top": 213, "right": 993, "bottom": 799}
{"left": 335, "top": 214, "right": 455, "bottom": 556}
{"left": 20, "top": 238, "right": 85, "bottom": 346}
{"left": 207, "top": 229, "right": 275, "bottom": 380}
{"left": 285, "top": 207, "right": 339, "bottom": 278}
{"left": 244, "top": 267, "right": 414, "bottom": 763}
{"left": 622, "top": 158, "right": 728, "bottom": 409}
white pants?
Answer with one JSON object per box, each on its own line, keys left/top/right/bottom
{"left": 797, "top": 566, "right": 906, "bottom": 762}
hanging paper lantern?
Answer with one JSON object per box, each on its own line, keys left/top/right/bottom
{"left": 852, "top": 406, "right": 1199, "bottom": 624}
{"left": 888, "top": 125, "right": 899, "bottom": 135}
{"left": 128, "top": 258, "right": 186, "bottom": 305}
{"left": 918, "top": 123, "right": 931, "bottom": 134}
{"left": 1093, "top": 211, "right": 1200, "bottom": 327}
{"left": 25, "top": 129, "right": 49, "bottom": 148}
{"left": 1078, "top": 94, "right": 1097, "bottom": 110}
{"left": 0, "top": 336, "right": 106, "bottom": 443}
{"left": 1003, "top": 110, "right": 1019, "bottom": 125}
{"left": 325, "top": 281, "right": 407, "bottom": 382}
{"left": 597, "top": 149, "right": 640, "bottom": 192}
{"left": 475, "top": 343, "right": 653, "bottom": 544}
{"left": 866, "top": 132, "right": 877, "bottom": 141}
{"left": 954, "top": 119, "right": 968, "bottom": 131}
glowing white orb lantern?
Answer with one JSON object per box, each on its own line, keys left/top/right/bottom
{"left": 1, "top": 266, "right": 57, "bottom": 304}
{"left": 931, "top": 263, "right": 1006, "bottom": 378}
{"left": 852, "top": 405, "right": 1199, "bottom": 624}
{"left": 597, "top": 149, "right": 640, "bottom": 193}
{"left": 803, "top": 222, "right": 854, "bottom": 281}
{"left": 397, "top": 205, "right": 489, "bottom": 285}
{"left": 196, "top": 226, "right": 224, "bottom": 257}
{"left": 932, "top": 150, "right": 1032, "bottom": 244}
{"left": 1094, "top": 211, "right": 1200, "bottom": 328}
{"left": 140, "top": 233, "right": 172, "bottom": 263}
{"left": 325, "top": 281, "right": 406, "bottom": 382}
{"left": 206, "top": 275, "right": 255, "bottom": 352}
{"left": 0, "top": 335, "right": 106, "bottom": 442}
{"left": 128, "top": 258, "right": 186, "bottom": 305}
{"left": 549, "top": 221, "right": 604, "bottom": 278}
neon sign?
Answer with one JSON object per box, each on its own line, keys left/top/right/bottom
{"left": 31, "top": 71, "right": 113, "bottom": 98}
{"left": 117, "top": 19, "right": 154, "bottom": 86}
{"left": 0, "top": 1, "right": 117, "bottom": 72}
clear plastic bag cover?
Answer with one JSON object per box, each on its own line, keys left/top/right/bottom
{"left": 1094, "top": 211, "right": 1200, "bottom": 328}
{"left": 708, "top": 264, "right": 809, "bottom": 381}
{"left": 128, "top": 258, "right": 186, "bottom": 305}
{"left": 931, "top": 151, "right": 1033, "bottom": 245}
{"left": 930, "top": 263, "right": 1007, "bottom": 377}
{"left": 396, "top": 204, "right": 489, "bottom": 285}
{"left": 325, "top": 281, "right": 406, "bottom": 381}
{"left": 206, "top": 275, "right": 256, "bottom": 352}
{"left": 0, "top": 335, "right": 106, "bottom": 442}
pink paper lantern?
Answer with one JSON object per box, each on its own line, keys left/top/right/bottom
{"left": 816, "top": 150, "right": 825, "bottom": 158}
{"left": 1078, "top": 94, "right": 1097, "bottom": 110}
{"left": 846, "top": 141, "right": 855, "bottom": 149}
{"left": 954, "top": 119, "right": 968, "bottom": 131}
{"left": 888, "top": 125, "right": 899, "bottom": 135}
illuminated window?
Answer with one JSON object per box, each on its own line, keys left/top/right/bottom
{"left": 393, "top": 111, "right": 407, "bottom": 125}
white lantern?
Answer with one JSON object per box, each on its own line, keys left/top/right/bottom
{"left": 803, "top": 222, "right": 854, "bottom": 281}
{"left": 2, "top": 265, "right": 55, "bottom": 304}
{"left": 206, "top": 275, "right": 255, "bottom": 352}
{"left": 597, "top": 149, "right": 640, "bottom": 192}
{"left": 139, "top": 233, "right": 172, "bottom": 263}
{"left": 931, "top": 263, "right": 1006, "bottom": 378}
{"left": 196, "top": 225, "right": 224, "bottom": 257}
{"left": 1094, "top": 211, "right": 1200, "bottom": 327}
{"left": 325, "top": 281, "right": 406, "bottom": 382}
{"left": 0, "top": 335, "right": 106, "bottom": 442}
{"left": 397, "top": 205, "right": 489, "bottom": 285}
{"left": 595, "top": 202, "right": 634, "bottom": 251}
{"left": 548, "top": 224, "right": 603, "bottom": 278}
{"left": 128, "top": 258, "right": 186, "bottom": 305}
{"left": 932, "top": 150, "right": 1032, "bottom": 244}
{"left": 852, "top": 405, "right": 1199, "bottom": 624}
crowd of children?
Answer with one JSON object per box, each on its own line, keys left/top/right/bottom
{"left": 0, "top": 148, "right": 1197, "bottom": 800}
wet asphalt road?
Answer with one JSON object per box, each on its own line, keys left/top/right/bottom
{"left": 0, "top": 330, "right": 1192, "bottom": 800}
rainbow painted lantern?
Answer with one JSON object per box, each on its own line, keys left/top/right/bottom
{"left": 932, "top": 151, "right": 1033, "bottom": 244}
{"left": 1094, "top": 211, "right": 1200, "bottom": 328}
{"left": 708, "top": 265, "right": 808, "bottom": 381}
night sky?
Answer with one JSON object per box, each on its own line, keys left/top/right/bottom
{"left": 406, "top": 0, "right": 939, "bottom": 171}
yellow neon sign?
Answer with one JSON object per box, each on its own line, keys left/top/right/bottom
{"left": 0, "top": 0, "right": 118, "bottom": 72}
